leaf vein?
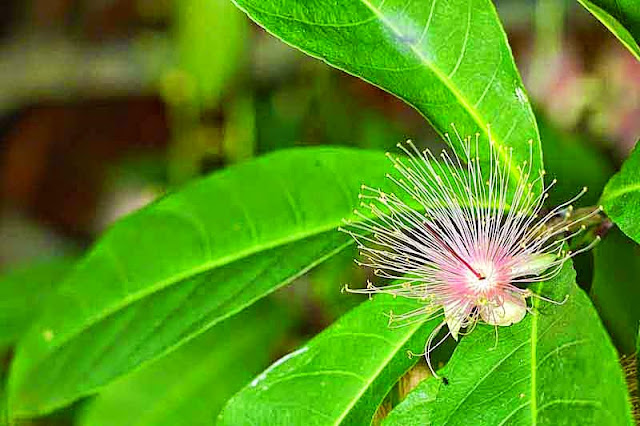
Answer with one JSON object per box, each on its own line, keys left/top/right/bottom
{"left": 245, "top": 2, "right": 377, "bottom": 28}
{"left": 356, "top": 0, "right": 526, "bottom": 182}
{"left": 443, "top": 335, "right": 532, "bottom": 424}
{"left": 537, "top": 338, "right": 590, "bottom": 367}
{"left": 447, "top": 0, "right": 472, "bottom": 79}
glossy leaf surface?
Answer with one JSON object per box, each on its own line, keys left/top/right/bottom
{"left": 231, "top": 0, "right": 543, "bottom": 179}
{"left": 600, "top": 141, "right": 640, "bottom": 244}
{"left": 218, "top": 295, "right": 439, "bottom": 425}
{"left": 7, "top": 148, "right": 398, "bottom": 418}
{"left": 385, "top": 262, "right": 634, "bottom": 425}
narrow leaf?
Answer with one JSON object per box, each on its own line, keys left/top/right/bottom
{"left": 577, "top": 0, "right": 640, "bottom": 60}
{"left": 386, "top": 262, "right": 634, "bottom": 425}
{"left": 230, "top": 0, "right": 543, "bottom": 178}
{"left": 218, "top": 295, "right": 439, "bottom": 425}
{"left": 7, "top": 148, "right": 398, "bottom": 418}
{"left": 600, "top": 141, "right": 640, "bottom": 244}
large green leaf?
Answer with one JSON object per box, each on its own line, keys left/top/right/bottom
{"left": 0, "top": 258, "right": 74, "bottom": 348}
{"left": 78, "top": 301, "right": 291, "bottom": 426}
{"left": 600, "top": 141, "right": 640, "bottom": 244}
{"left": 218, "top": 295, "right": 439, "bottom": 425}
{"left": 385, "top": 262, "right": 634, "bottom": 425}
{"left": 231, "top": 0, "right": 542, "bottom": 179}
{"left": 591, "top": 227, "right": 640, "bottom": 354}
{"left": 7, "top": 147, "right": 401, "bottom": 418}
{"left": 577, "top": 0, "right": 640, "bottom": 60}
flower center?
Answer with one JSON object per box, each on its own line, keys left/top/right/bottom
{"left": 466, "top": 261, "right": 500, "bottom": 295}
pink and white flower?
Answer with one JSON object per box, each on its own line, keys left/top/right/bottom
{"left": 340, "top": 129, "right": 601, "bottom": 375}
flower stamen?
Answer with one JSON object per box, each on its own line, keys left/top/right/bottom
{"left": 341, "top": 128, "right": 601, "bottom": 378}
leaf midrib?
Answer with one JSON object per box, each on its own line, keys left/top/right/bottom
{"left": 40, "top": 150, "right": 483, "bottom": 360}
{"left": 13, "top": 234, "right": 354, "bottom": 417}
{"left": 357, "top": 0, "right": 531, "bottom": 182}
{"left": 602, "top": 182, "right": 640, "bottom": 203}
{"left": 334, "top": 317, "right": 426, "bottom": 425}
{"left": 234, "top": 0, "right": 542, "bottom": 181}
{"left": 67, "top": 221, "right": 344, "bottom": 335}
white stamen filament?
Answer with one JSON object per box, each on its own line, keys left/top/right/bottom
{"left": 341, "top": 128, "right": 600, "bottom": 378}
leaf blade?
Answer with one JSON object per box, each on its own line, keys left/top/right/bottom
{"left": 231, "top": 0, "right": 542, "bottom": 178}
{"left": 218, "top": 295, "right": 439, "bottom": 426}
{"left": 382, "top": 379, "right": 440, "bottom": 425}
{"left": 600, "top": 141, "right": 640, "bottom": 244}
{"left": 7, "top": 148, "right": 397, "bottom": 418}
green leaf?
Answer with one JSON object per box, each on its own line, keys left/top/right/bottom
{"left": 382, "top": 379, "right": 440, "bottom": 425}
{"left": 7, "top": 147, "right": 399, "bottom": 418}
{"left": 600, "top": 141, "right": 640, "bottom": 245}
{"left": 591, "top": 227, "right": 640, "bottom": 354}
{"left": 230, "top": 0, "right": 543, "bottom": 179}
{"left": 577, "top": 0, "right": 640, "bottom": 61}
{"left": 386, "top": 262, "right": 634, "bottom": 425}
{"left": 78, "top": 301, "right": 291, "bottom": 426}
{"left": 218, "top": 295, "right": 439, "bottom": 425}
{"left": 0, "top": 259, "right": 74, "bottom": 348}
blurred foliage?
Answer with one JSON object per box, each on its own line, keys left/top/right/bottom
{"left": 592, "top": 227, "right": 640, "bottom": 354}
{"left": 537, "top": 112, "right": 614, "bottom": 207}
{"left": 171, "top": 0, "right": 247, "bottom": 111}
{"left": 78, "top": 299, "right": 293, "bottom": 426}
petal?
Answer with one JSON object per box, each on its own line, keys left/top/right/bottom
{"left": 479, "top": 294, "right": 527, "bottom": 326}
{"left": 510, "top": 253, "right": 556, "bottom": 277}
{"left": 443, "top": 303, "right": 468, "bottom": 341}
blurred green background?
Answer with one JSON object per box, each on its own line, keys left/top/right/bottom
{"left": 0, "top": 0, "right": 638, "bottom": 424}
